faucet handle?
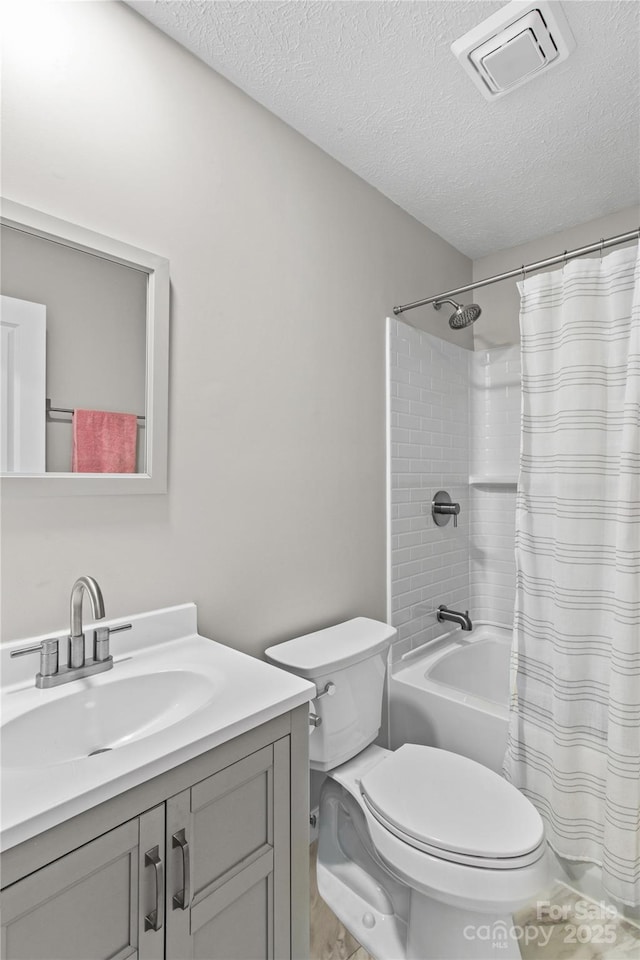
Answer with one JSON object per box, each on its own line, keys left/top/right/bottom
{"left": 432, "top": 491, "right": 461, "bottom": 528}
{"left": 10, "top": 637, "right": 59, "bottom": 677}
{"left": 93, "top": 622, "right": 132, "bottom": 662}
{"left": 104, "top": 622, "right": 133, "bottom": 635}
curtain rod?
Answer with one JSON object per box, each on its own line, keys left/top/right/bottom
{"left": 393, "top": 227, "right": 640, "bottom": 316}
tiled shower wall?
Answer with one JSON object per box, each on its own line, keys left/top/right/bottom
{"left": 469, "top": 489, "right": 518, "bottom": 624}
{"left": 388, "top": 320, "right": 521, "bottom": 645}
{"left": 469, "top": 346, "right": 521, "bottom": 625}
{"left": 388, "top": 320, "right": 470, "bottom": 655}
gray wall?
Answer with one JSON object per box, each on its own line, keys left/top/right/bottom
{"left": 473, "top": 206, "right": 640, "bottom": 349}
{"left": 1, "top": 1, "right": 471, "bottom": 649}
{"left": 1, "top": 225, "right": 147, "bottom": 472}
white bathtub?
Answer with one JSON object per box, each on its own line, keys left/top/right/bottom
{"left": 389, "top": 622, "right": 512, "bottom": 774}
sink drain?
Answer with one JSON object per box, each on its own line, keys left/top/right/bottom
{"left": 88, "top": 747, "right": 112, "bottom": 757}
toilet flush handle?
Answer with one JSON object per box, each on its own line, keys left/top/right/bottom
{"left": 309, "top": 682, "right": 335, "bottom": 726}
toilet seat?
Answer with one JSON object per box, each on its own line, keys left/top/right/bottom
{"left": 359, "top": 743, "right": 545, "bottom": 870}
{"left": 361, "top": 798, "right": 551, "bottom": 914}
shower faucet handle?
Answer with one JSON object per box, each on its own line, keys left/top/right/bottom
{"left": 432, "top": 491, "right": 461, "bottom": 528}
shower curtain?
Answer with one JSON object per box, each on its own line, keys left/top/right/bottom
{"left": 504, "top": 244, "right": 640, "bottom": 906}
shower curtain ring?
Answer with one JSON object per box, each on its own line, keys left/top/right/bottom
{"left": 600, "top": 238, "right": 605, "bottom": 262}
{"left": 521, "top": 264, "right": 526, "bottom": 282}
{"left": 562, "top": 250, "right": 568, "bottom": 272}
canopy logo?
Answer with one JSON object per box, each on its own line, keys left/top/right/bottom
{"left": 463, "top": 921, "right": 553, "bottom": 949}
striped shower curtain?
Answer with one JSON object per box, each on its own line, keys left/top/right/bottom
{"left": 504, "top": 245, "right": 640, "bottom": 906}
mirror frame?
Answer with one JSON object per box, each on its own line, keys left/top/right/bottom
{"left": 0, "top": 198, "right": 169, "bottom": 496}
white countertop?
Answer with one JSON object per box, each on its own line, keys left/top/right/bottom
{"left": 1, "top": 603, "right": 314, "bottom": 851}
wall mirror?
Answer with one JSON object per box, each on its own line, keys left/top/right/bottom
{"left": 0, "top": 199, "right": 169, "bottom": 495}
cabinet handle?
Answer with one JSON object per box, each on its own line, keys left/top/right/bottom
{"left": 172, "top": 828, "right": 191, "bottom": 910}
{"left": 144, "top": 845, "right": 164, "bottom": 932}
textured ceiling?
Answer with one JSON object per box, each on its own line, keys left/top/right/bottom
{"left": 127, "top": 0, "right": 640, "bottom": 258}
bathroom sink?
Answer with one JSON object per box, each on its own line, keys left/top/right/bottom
{"left": 1, "top": 603, "right": 314, "bottom": 851}
{"left": 1, "top": 670, "right": 216, "bottom": 769}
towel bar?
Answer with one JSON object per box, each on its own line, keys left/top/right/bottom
{"left": 45, "top": 398, "right": 145, "bottom": 424}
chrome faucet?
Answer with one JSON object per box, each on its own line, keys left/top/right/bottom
{"left": 69, "top": 576, "right": 106, "bottom": 668}
{"left": 11, "top": 576, "right": 132, "bottom": 688}
{"left": 436, "top": 604, "right": 473, "bottom": 631}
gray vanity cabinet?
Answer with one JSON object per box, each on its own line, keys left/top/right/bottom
{"left": 0, "top": 806, "right": 165, "bottom": 960}
{"left": 165, "top": 740, "right": 290, "bottom": 960}
{"left": 0, "top": 708, "right": 309, "bottom": 960}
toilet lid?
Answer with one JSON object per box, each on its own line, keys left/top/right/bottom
{"left": 359, "top": 744, "right": 544, "bottom": 861}
{"left": 264, "top": 617, "right": 396, "bottom": 678}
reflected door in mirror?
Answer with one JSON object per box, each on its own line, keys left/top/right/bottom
{"left": 0, "top": 295, "right": 46, "bottom": 473}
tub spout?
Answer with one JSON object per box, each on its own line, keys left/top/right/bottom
{"left": 437, "top": 605, "right": 473, "bottom": 631}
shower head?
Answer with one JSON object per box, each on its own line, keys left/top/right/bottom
{"left": 434, "top": 298, "right": 482, "bottom": 329}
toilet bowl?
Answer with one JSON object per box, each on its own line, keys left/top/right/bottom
{"left": 265, "top": 618, "right": 550, "bottom": 960}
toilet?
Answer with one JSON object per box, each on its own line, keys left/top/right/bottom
{"left": 265, "top": 617, "right": 550, "bottom": 960}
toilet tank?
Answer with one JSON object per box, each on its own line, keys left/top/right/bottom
{"left": 265, "top": 618, "right": 396, "bottom": 771}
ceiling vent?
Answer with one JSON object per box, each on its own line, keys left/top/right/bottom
{"left": 451, "top": 0, "right": 576, "bottom": 100}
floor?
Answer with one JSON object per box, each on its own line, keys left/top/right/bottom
{"left": 309, "top": 842, "right": 640, "bottom": 960}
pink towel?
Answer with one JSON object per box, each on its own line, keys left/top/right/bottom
{"left": 72, "top": 409, "right": 138, "bottom": 473}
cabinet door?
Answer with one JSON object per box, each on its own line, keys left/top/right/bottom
{"left": 0, "top": 809, "right": 165, "bottom": 960}
{"left": 166, "top": 738, "right": 291, "bottom": 960}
